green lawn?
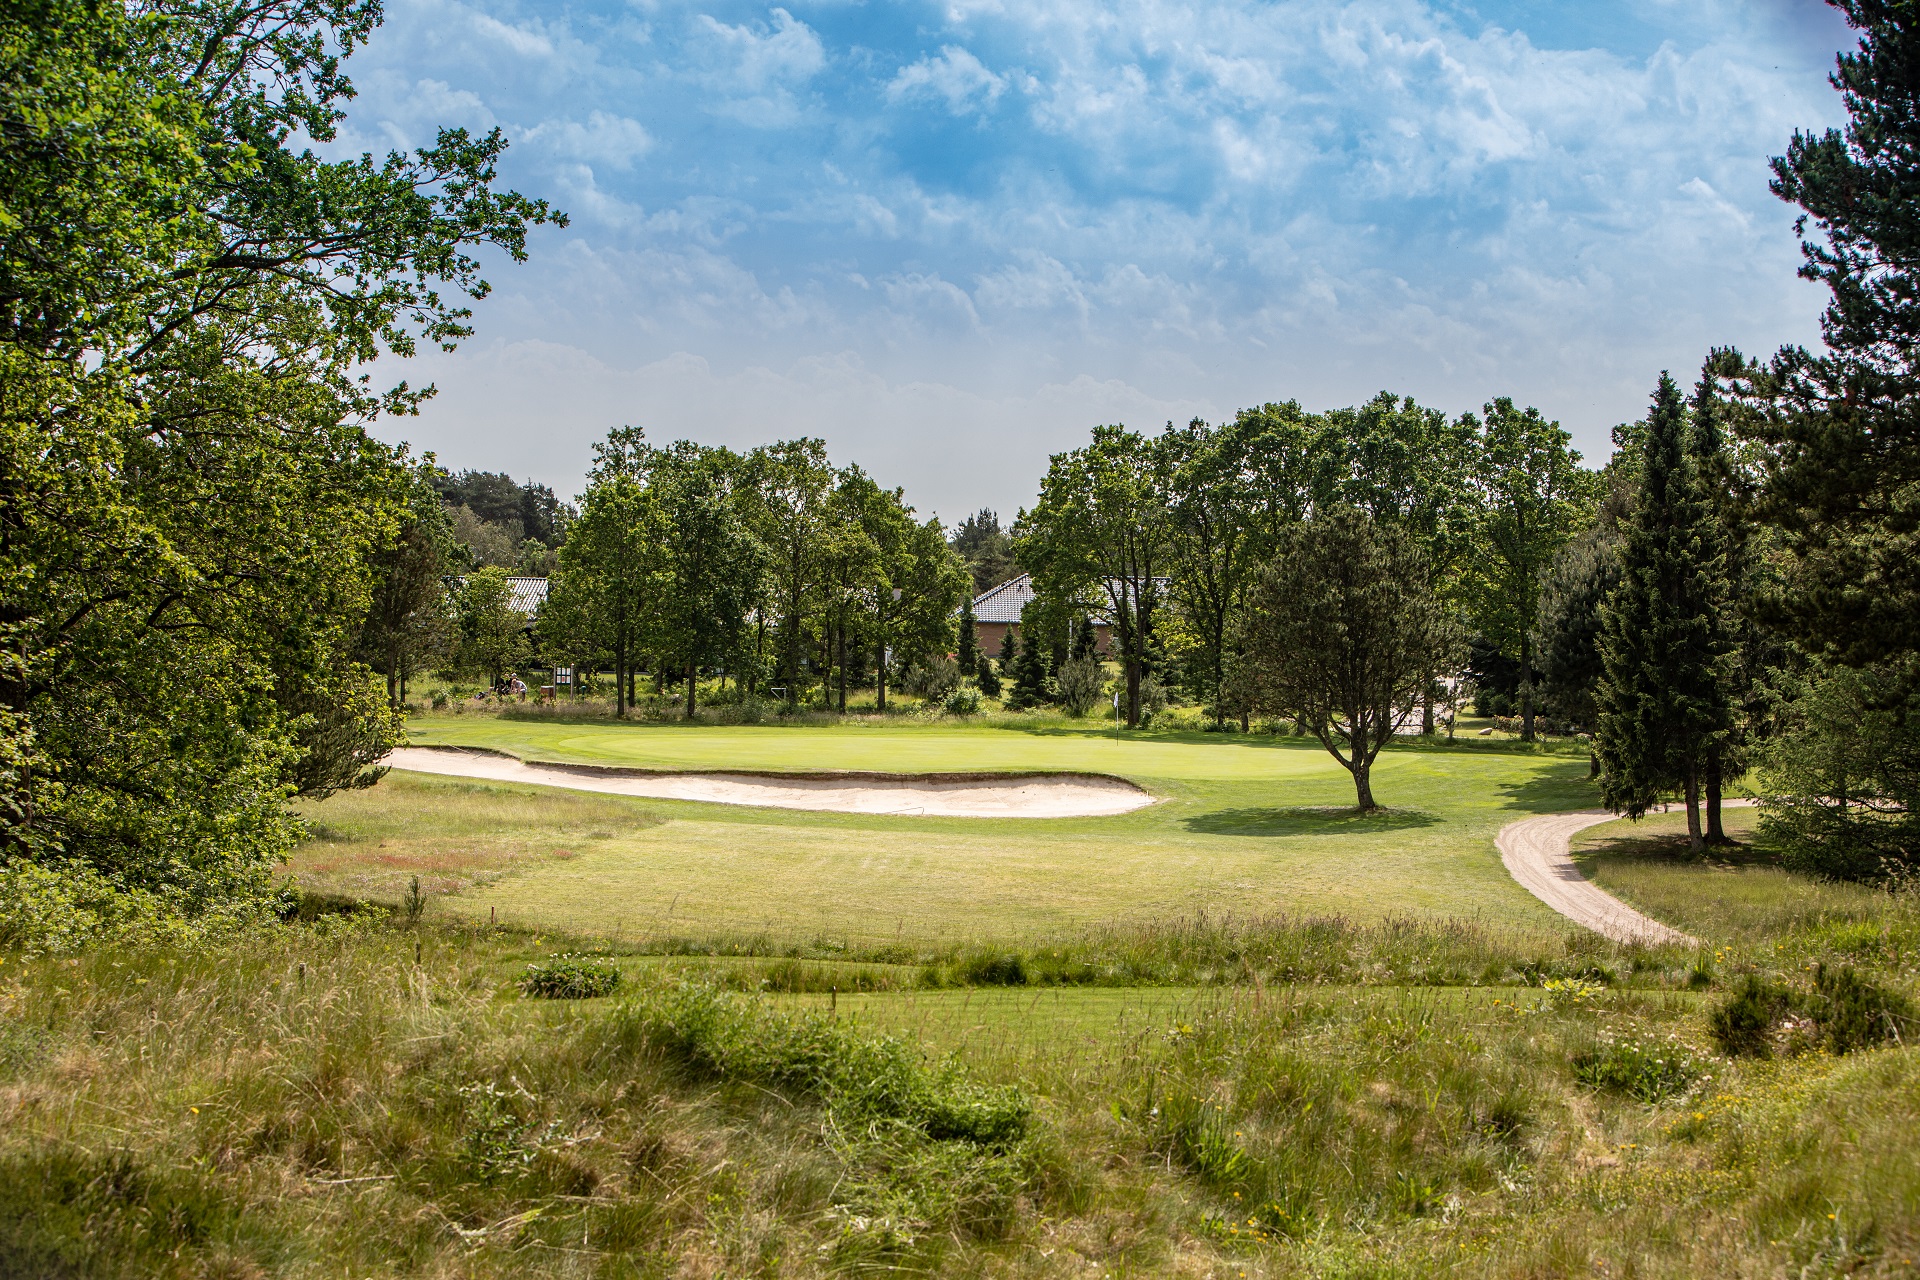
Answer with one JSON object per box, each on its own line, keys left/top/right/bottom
{"left": 291, "top": 718, "right": 1596, "bottom": 945}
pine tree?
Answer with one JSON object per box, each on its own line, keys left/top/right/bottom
{"left": 957, "top": 602, "right": 978, "bottom": 671}
{"left": 1071, "top": 615, "right": 1098, "bottom": 661}
{"left": 1006, "top": 627, "right": 1053, "bottom": 711}
{"left": 975, "top": 652, "right": 1002, "bottom": 698}
{"left": 1596, "top": 374, "right": 1736, "bottom": 850}
{"left": 1687, "top": 353, "right": 1747, "bottom": 843}
{"left": 998, "top": 627, "right": 1016, "bottom": 666}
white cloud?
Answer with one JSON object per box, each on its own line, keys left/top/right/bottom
{"left": 522, "top": 111, "right": 654, "bottom": 169}
{"left": 695, "top": 8, "right": 825, "bottom": 89}
{"left": 886, "top": 46, "right": 1007, "bottom": 115}
{"left": 469, "top": 12, "right": 555, "bottom": 58}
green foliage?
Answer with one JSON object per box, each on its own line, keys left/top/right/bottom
{"left": 1055, "top": 656, "right": 1107, "bottom": 717}
{"left": 1238, "top": 509, "right": 1461, "bottom": 809}
{"left": 519, "top": 954, "right": 621, "bottom": 999}
{"left": 1571, "top": 1032, "right": 1701, "bottom": 1102}
{"left": 1710, "top": 966, "right": 1913, "bottom": 1058}
{"left": 1596, "top": 374, "right": 1736, "bottom": 838}
{"left": 1004, "top": 622, "right": 1054, "bottom": 710}
{"left": 942, "top": 687, "right": 982, "bottom": 717}
{"left": 1533, "top": 527, "right": 1620, "bottom": 728}
{"left": 1017, "top": 424, "right": 1168, "bottom": 726}
{"left": 1760, "top": 661, "right": 1920, "bottom": 881}
{"left": 1751, "top": 5, "right": 1920, "bottom": 673}
{"left": 0, "top": 0, "right": 557, "bottom": 935}
{"left": 1467, "top": 399, "right": 1603, "bottom": 739}
{"left": 1810, "top": 961, "right": 1915, "bottom": 1054}
{"left": 904, "top": 653, "right": 961, "bottom": 702}
{"left": 974, "top": 652, "right": 1002, "bottom": 698}
{"left": 456, "top": 567, "right": 532, "bottom": 684}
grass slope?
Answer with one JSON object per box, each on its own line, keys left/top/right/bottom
{"left": 298, "top": 720, "right": 1594, "bottom": 943}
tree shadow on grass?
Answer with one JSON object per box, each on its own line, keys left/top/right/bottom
{"left": 1183, "top": 806, "right": 1441, "bottom": 838}
{"left": 1494, "top": 767, "right": 1599, "bottom": 814}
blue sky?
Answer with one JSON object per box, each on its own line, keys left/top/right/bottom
{"left": 345, "top": 0, "right": 1854, "bottom": 523}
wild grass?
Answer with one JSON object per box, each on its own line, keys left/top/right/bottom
{"left": 1576, "top": 807, "right": 1920, "bottom": 981}
{"left": 3, "top": 917, "right": 1916, "bottom": 1277}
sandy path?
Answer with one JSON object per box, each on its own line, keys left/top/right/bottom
{"left": 1495, "top": 803, "right": 1753, "bottom": 946}
{"left": 384, "top": 746, "right": 1153, "bottom": 818}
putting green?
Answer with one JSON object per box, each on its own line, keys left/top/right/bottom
{"left": 296, "top": 718, "right": 1600, "bottom": 943}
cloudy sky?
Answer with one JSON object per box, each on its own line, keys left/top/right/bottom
{"left": 344, "top": 0, "right": 1854, "bottom": 522}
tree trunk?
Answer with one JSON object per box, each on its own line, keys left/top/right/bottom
{"left": 1588, "top": 750, "right": 1600, "bottom": 779}
{"left": 1125, "top": 657, "right": 1140, "bottom": 728}
{"left": 1421, "top": 683, "right": 1435, "bottom": 735}
{"left": 686, "top": 662, "right": 697, "bottom": 720}
{"left": 615, "top": 640, "right": 627, "bottom": 718}
{"left": 1705, "top": 757, "right": 1726, "bottom": 844}
{"left": 836, "top": 624, "right": 848, "bottom": 714}
{"left": 1684, "top": 770, "right": 1704, "bottom": 852}
{"left": 1351, "top": 760, "right": 1376, "bottom": 811}
{"left": 1519, "top": 633, "right": 1536, "bottom": 742}
{"left": 876, "top": 640, "right": 888, "bottom": 712}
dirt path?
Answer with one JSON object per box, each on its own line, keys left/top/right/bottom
{"left": 1495, "top": 805, "right": 1758, "bottom": 947}
{"left": 384, "top": 746, "right": 1153, "bottom": 819}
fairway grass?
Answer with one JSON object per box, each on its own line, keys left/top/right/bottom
{"left": 291, "top": 720, "right": 1600, "bottom": 944}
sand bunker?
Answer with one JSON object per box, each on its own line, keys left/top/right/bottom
{"left": 385, "top": 747, "right": 1153, "bottom": 818}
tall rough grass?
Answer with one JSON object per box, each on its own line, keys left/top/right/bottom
{"left": 3, "top": 915, "right": 1918, "bottom": 1277}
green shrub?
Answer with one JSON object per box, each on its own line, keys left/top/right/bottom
{"left": 519, "top": 954, "right": 621, "bottom": 999}
{"left": 1054, "top": 658, "right": 1106, "bottom": 717}
{"left": 1571, "top": 1033, "right": 1702, "bottom": 1102}
{"left": 943, "top": 687, "right": 981, "bottom": 717}
{"left": 959, "top": 952, "right": 1029, "bottom": 986}
{"left": 1809, "top": 962, "right": 1914, "bottom": 1054}
{"left": 1710, "top": 973, "right": 1796, "bottom": 1057}
{"left": 1709, "top": 966, "right": 1912, "bottom": 1057}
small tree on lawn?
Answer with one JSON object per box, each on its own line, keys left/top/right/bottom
{"left": 998, "top": 626, "right": 1016, "bottom": 667}
{"left": 1239, "top": 509, "right": 1460, "bottom": 810}
{"left": 458, "top": 566, "right": 532, "bottom": 687}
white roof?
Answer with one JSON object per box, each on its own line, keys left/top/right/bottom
{"left": 966, "top": 572, "right": 1167, "bottom": 624}
{"left": 506, "top": 576, "right": 549, "bottom": 614}
{"left": 970, "top": 573, "right": 1036, "bottom": 623}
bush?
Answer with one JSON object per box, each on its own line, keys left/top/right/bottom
{"left": 519, "top": 954, "right": 622, "bottom": 999}
{"left": 1709, "top": 966, "right": 1912, "bottom": 1057}
{"left": 1809, "top": 962, "right": 1914, "bottom": 1053}
{"left": 958, "top": 953, "right": 1028, "bottom": 986}
{"left": 943, "top": 688, "right": 981, "bottom": 717}
{"left": 1055, "top": 658, "right": 1106, "bottom": 717}
{"left": 1709, "top": 974, "right": 1796, "bottom": 1057}
{"left": 974, "top": 654, "right": 1001, "bottom": 698}
{"left": 1571, "top": 1033, "right": 1701, "bottom": 1102}
{"left": 1761, "top": 662, "right": 1920, "bottom": 882}
{"left": 902, "top": 654, "right": 961, "bottom": 703}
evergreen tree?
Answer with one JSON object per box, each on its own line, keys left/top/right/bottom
{"left": 957, "top": 602, "right": 978, "bottom": 671}
{"left": 1595, "top": 374, "right": 1736, "bottom": 849}
{"left": 1071, "top": 615, "right": 1099, "bottom": 661}
{"left": 975, "top": 652, "right": 1003, "bottom": 698}
{"left": 998, "top": 627, "right": 1016, "bottom": 666}
{"left": 1006, "top": 626, "right": 1053, "bottom": 711}
{"left": 1687, "top": 354, "right": 1749, "bottom": 842}
{"left": 1756, "top": 7, "right": 1920, "bottom": 671}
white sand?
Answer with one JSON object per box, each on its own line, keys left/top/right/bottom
{"left": 1493, "top": 802, "right": 1753, "bottom": 946}
{"left": 385, "top": 747, "right": 1153, "bottom": 818}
